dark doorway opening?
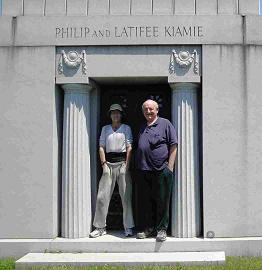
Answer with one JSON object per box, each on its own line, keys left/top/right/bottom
{"left": 98, "top": 83, "right": 172, "bottom": 230}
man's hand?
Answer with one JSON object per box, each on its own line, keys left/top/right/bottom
{"left": 168, "top": 145, "right": 177, "bottom": 172}
{"left": 167, "top": 164, "right": 174, "bottom": 172}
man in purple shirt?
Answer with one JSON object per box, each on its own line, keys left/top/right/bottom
{"left": 136, "top": 99, "right": 178, "bottom": 242}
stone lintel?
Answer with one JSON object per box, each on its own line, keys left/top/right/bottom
{"left": 0, "top": 15, "right": 243, "bottom": 46}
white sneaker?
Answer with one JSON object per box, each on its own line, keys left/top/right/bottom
{"left": 124, "top": 228, "right": 134, "bottom": 237}
{"left": 89, "top": 228, "right": 107, "bottom": 238}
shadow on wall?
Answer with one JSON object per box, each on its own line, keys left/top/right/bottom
{"left": 0, "top": 0, "right": 2, "bottom": 16}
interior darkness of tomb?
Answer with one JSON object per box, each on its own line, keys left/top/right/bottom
{"left": 99, "top": 84, "right": 172, "bottom": 231}
{"left": 99, "top": 82, "right": 203, "bottom": 236}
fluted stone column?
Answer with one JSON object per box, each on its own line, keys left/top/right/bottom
{"left": 61, "top": 83, "right": 92, "bottom": 238}
{"left": 170, "top": 82, "right": 201, "bottom": 238}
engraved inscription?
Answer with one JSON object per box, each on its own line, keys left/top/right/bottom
{"left": 55, "top": 25, "right": 204, "bottom": 40}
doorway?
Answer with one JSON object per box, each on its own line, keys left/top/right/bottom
{"left": 98, "top": 83, "right": 171, "bottom": 230}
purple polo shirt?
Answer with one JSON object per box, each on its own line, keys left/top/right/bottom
{"left": 136, "top": 117, "right": 178, "bottom": 171}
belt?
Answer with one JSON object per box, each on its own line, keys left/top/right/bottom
{"left": 105, "top": 152, "right": 126, "bottom": 163}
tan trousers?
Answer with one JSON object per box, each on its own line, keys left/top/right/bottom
{"left": 93, "top": 161, "right": 134, "bottom": 229}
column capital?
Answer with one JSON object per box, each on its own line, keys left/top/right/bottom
{"left": 61, "top": 83, "right": 93, "bottom": 94}
{"left": 168, "top": 75, "right": 201, "bottom": 84}
{"left": 169, "top": 82, "right": 200, "bottom": 92}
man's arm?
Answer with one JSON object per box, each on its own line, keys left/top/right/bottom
{"left": 168, "top": 144, "right": 177, "bottom": 172}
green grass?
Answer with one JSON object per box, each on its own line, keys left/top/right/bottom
{"left": 0, "top": 258, "right": 15, "bottom": 270}
{"left": 2, "top": 257, "right": 262, "bottom": 270}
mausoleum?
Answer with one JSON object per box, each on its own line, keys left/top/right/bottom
{"left": 0, "top": 0, "right": 262, "bottom": 266}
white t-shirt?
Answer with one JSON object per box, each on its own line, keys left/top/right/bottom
{"left": 99, "top": 124, "right": 133, "bottom": 153}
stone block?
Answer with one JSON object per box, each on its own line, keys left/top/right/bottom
{"left": 0, "top": 46, "right": 58, "bottom": 238}
{"left": 10, "top": 15, "right": 243, "bottom": 46}
{"left": 131, "top": 0, "right": 152, "bottom": 15}
{"left": 88, "top": 0, "right": 109, "bottom": 15}
{"left": 174, "top": 0, "right": 195, "bottom": 14}
{"left": 0, "top": 17, "right": 12, "bottom": 46}
{"left": 45, "top": 0, "right": 66, "bottom": 16}
{"left": 196, "top": 0, "right": 217, "bottom": 14}
{"left": 3, "top": 235, "right": 262, "bottom": 258}
{"left": 110, "top": 0, "right": 130, "bottom": 15}
{"left": 153, "top": 0, "right": 173, "bottom": 15}
{"left": 239, "top": 0, "right": 259, "bottom": 15}
{"left": 24, "top": 0, "right": 45, "bottom": 15}
{"left": 15, "top": 252, "right": 226, "bottom": 268}
{"left": 2, "top": 0, "right": 23, "bottom": 16}
{"left": 218, "top": 0, "right": 238, "bottom": 14}
{"left": 202, "top": 45, "right": 246, "bottom": 237}
{"left": 245, "top": 16, "right": 262, "bottom": 45}
{"left": 245, "top": 46, "right": 262, "bottom": 236}
{"left": 67, "top": 0, "right": 87, "bottom": 16}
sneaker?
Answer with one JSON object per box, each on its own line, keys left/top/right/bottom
{"left": 124, "top": 228, "right": 134, "bottom": 237}
{"left": 136, "top": 227, "right": 154, "bottom": 239}
{"left": 156, "top": 230, "right": 167, "bottom": 242}
{"left": 89, "top": 228, "right": 106, "bottom": 238}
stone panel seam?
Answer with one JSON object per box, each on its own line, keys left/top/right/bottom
{"left": 43, "top": 0, "right": 46, "bottom": 16}
{"left": 11, "top": 16, "right": 17, "bottom": 46}
{"left": 242, "top": 16, "right": 248, "bottom": 197}
{"left": 242, "top": 15, "right": 246, "bottom": 45}
{"left": 22, "top": 0, "right": 25, "bottom": 15}
{"left": 151, "top": 0, "right": 153, "bottom": 15}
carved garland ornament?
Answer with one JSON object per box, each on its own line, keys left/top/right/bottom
{"left": 169, "top": 49, "right": 199, "bottom": 75}
{"left": 58, "top": 50, "right": 87, "bottom": 75}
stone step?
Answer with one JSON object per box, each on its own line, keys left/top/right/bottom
{"left": 44, "top": 233, "right": 227, "bottom": 253}
{"left": 15, "top": 251, "right": 226, "bottom": 269}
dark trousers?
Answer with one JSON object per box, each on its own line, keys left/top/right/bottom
{"left": 136, "top": 167, "right": 173, "bottom": 231}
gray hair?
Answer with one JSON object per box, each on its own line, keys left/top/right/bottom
{"left": 142, "top": 99, "right": 159, "bottom": 111}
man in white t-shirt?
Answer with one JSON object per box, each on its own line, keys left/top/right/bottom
{"left": 90, "top": 104, "right": 134, "bottom": 238}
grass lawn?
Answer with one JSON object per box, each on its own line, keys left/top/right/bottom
{"left": 1, "top": 257, "right": 262, "bottom": 270}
